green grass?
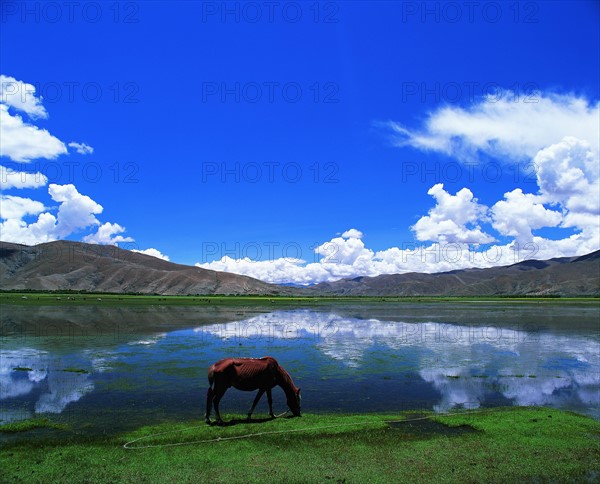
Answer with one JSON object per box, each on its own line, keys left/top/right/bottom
{"left": 0, "top": 418, "right": 68, "bottom": 433}
{"left": 1, "top": 291, "right": 598, "bottom": 307}
{"left": 2, "top": 407, "right": 598, "bottom": 482}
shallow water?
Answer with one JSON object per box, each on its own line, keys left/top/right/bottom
{"left": 1, "top": 303, "right": 599, "bottom": 438}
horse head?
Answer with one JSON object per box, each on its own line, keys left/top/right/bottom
{"left": 287, "top": 388, "right": 301, "bottom": 416}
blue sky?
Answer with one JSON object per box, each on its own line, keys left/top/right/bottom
{"left": 1, "top": 1, "right": 599, "bottom": 284}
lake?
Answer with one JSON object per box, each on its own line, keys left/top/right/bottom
{"left": 1, "top": 302, "right": 599, "bottom": 439}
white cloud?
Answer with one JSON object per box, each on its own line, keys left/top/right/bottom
{"left": 315, "top": 233, "right": 374, "bottom": 265}
{"left": 388, "top": 92, "right": 600, "bottom": 161}
{"left": 0, "top": 104, "right": 68, "bottom": 162}
{"left": 68, "top": 142, "right": 94, "bottom": 155}
{"left": 48, "top": 184, "right": 103, "bottom": 238}
{"left": 491, "top": 189, "right": 563, "bottom": 242}
{"left": 411, "top": 184, "right": 495, "bottom": 244}
{"left": 131, "top": 248, "right": 170, "bottom": 261}
{"left": 534, "top": 137, "right": 599, "bottom": 214}
{"left": 0, "top": 213, "right": 59, "bottom": 245}
{"left": 0, "top": 165, "right": 48, "bottom": 189}
{"left": 0, "top": 74, "right": 93, "bottom": 162}
{"left": 197, "top": 225, "right": 599, "bottom": 285}
{"left": 83, "top": 222, "right": 134, "bottom": 245}
{"left": 341, "top": 228, "right": 363, "bottom": 239}
{"left": 0, "top": 184, "right": 130, "bottom": 246}
{"left": 0, "top": 75, "right": 47, "bottom": 119}
{"left": 0, "top": 195, "right": 45, "bottom": 220}
{"left": 198, "top": 256, "right": 331, "bottom": 285}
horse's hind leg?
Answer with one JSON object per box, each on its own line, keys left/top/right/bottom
{"left": 205, "top": 387, "right": 214, "bottom": 424}
{"left": 247, "top": 389, "right": 265, "bottom": 420}
{"left": 212, "top": 387, "right": 227, "bottom": 425}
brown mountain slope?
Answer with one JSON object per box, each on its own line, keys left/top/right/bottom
{"left": 0, "top": 240, "right": 292, "bottom": 295}
{"left": 1, "top": 240, "right": 598, "bottom": 296}
{"left": 306, "top": 250, "right": 600, "bottom": 296}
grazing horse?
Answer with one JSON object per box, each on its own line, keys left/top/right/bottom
{"left": 205, "top": 356, "right": 301, "bottom": 424}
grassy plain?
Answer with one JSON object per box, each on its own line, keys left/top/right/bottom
{"left": 2, "top": 407, "right": 599, "bottom": 483}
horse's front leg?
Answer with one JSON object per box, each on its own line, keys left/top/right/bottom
{"left": 247, "top": 388, "right": 265, "bottom": 421}
{"left": 267, "top": 387, "right": 274, "bottom": 418}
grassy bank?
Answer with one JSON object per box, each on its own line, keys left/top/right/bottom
{"left": 2, "top": 407, "right": 598, "bottom": 482}
{"left": 1, "top": 291, "right": 598, "bottom": 307}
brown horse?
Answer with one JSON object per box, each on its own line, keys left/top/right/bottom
{"left": 205, "top": 356, "right": 301, "bottom": 425}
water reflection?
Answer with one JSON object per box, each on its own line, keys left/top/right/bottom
{"left": 1, "top": 308, "right": 598, "bottom": 430}
{"left": 198, "top": 310, "right": 599, "bottom": 414}
{"left": 1, "top": 349, "right": 93, "bottom": 421}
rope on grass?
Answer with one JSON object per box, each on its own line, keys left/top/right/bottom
{"left": 123, "top": 407, "right": 491, "bottom": 450}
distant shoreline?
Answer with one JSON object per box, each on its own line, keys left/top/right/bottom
{"left": 2, "top": 291, "right": 598, "bottom": 306}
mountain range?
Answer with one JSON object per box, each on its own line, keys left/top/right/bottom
{"left": 307, "top": 251, "right": 600, "bottom": 297}
{"left": 0, "top": 240, "right": 291, "bottom": 295}
{"left": 0, "top": 240, "right": 598, "bottom": 296}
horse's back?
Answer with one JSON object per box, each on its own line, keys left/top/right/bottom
{"left": 209, "top": 356, "right": 278, "bottom": 390}
{"left": 210, "top": 356, "right": 278, "bottom": 375}
{"left": 210, "top": 358, "right": 234, "bottom": 373}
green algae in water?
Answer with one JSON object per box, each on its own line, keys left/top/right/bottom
{"left": 0, "top": 418, "right": 68, "bottom": 433}
{"left": 62, "top": 368, "right": 90, "bottom": 374}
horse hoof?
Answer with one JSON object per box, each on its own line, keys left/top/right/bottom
{"left": 205, "top": 418, "right": 211, "bottom": 425}
{"left": 216, "top": 419, "right": 224, "bottom": 426}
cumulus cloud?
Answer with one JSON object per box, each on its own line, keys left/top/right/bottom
{"left": 198, "top": 223, "right": 599, "bottom": 285}
{"left": 388, "top": 92, "right": 600, "bottom": 161}
{"left": 0, "top": 74, "right": 91, "bottom": 162}
{"left": 491, "top": 189, "right": 563, "bottom": 242}
{"left": 315, "top": 232, "right": 374, "bottom": 265}
{"left": 48, "top": 184, "right": 103, "bottom": 238}
{"left": 0, "top": 195, "right": 46, "bottom": 220}
{"left": 0, "top": 165, "right": 48, "bottom": 190}
{"left": 411, "top": 184, "right": 495, "bottom": 244}
{"left": 68, "top": 142, "right": 94, "bottom": 155}
{"left": 0, "top": 184, "right": 134, "bottom": 246}
{"left": 197, "top": 230, "right": 379, "bottom": 284}
{"left": 0, "top": 75, "right": 47, "bottom": 119}
{"left": 341, "top": 228, "right": 363, "bottom": 239}
{"left": 0, "top": 213, "right": 59, "bottom": 245}
{"left": 198, "top": 256, "right": 330, "bottom": 285}
{"left": 131, "top": 248, "right": 170, "bottom": 261}
{"left": 83, "top": 222, "right": 134, "bottom": 245}
{"left": 381, "top": 93, "right": 599, "bottom": 278}
{"left": 534, "top": 137, "right": 599, "bottom": 215}
{"left": 0, "top": 104, "right": 68, "bottom": 162}
{"left": 0, "top": 184, "right": 102, "bottom": 245}
{"left": 193, "top": 231, "right": 505, "bottom": 284}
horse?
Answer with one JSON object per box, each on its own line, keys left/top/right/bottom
{"left": 205, "top": 356, "right": 301, "bottom": 425}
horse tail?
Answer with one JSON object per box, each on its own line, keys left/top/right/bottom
{"left": 205, "top": 365, "right": 216, "bottom": 422}
{"left": 207, "top": 365, "right": 215, "bottom": 388}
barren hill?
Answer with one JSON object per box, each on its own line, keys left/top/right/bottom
{"left": 306, "top": 251, "right": 600, "bottom": 297}
{"left": 0, "top": 240, "right": 291, "bottom": 295}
